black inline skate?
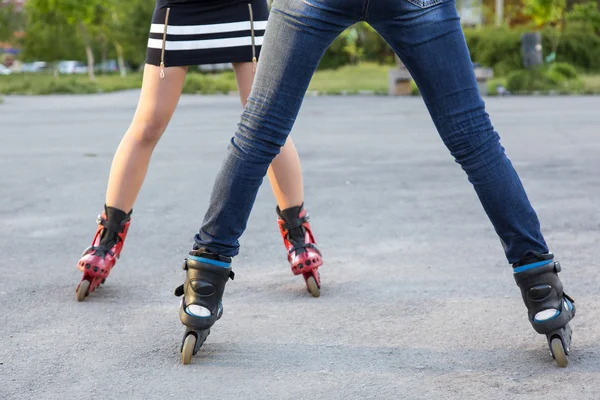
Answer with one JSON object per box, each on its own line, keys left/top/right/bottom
{"left": 513, "top": 251, "right": 575, "bottom": 367}
{"left": 174, "top": 248, "right": 234, "bottom": 364}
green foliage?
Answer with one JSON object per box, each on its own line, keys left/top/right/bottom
{"left": 0, "top": 4, "right": 25, "bottom": 43}
{"left": 548, "top": 62, "right": 577, "bottom": 79}
{"left": 182, "top": 72, "right": 238, "bottom": 94}
{"left": 544, "top": 28, "right": 600, "bottom": 71}
{"left": 522, "top": 0, "right": 566, "bottom": 28}
{"left": 582, "top": 74, "right": 600, "bottom": 94}
{"left": 486, "top": 78, "right": 508, "bottom": 95}
{"left": 565, "top": 0, "right": 600, "bottom": 35}
{"left": 11, "top": 0, "right": 600, "bottom": 80}
{"left": 111, "top": 0, "right": 155, "bottom": 68}
{"left": 2, "top": 64, "right": 598, "bottom": 96}
{"left": 505, "top": 63, "right": 583, "bottom": 93}
{"left": 464, "top": 26, "right": 600, "bottom": 73}
{"left": 464, "top": 27, "right": 524, "bottom": 75}
{"left": 318, "top": 23, "right": 395, "bottom": 69}
{"left": 21, "top": 5, "right": 84, "bottom": 62}
{"left": 0, "top": 73, "right": 141, "bottom": 95}
{"left": 308, "top": 62, "right": 389, "bottom": 94}
{"left": 410, "top": 80, "right": 420, "bottom": 96}
{"left": 358, "top": 23, "right": 396, "bottom": 65}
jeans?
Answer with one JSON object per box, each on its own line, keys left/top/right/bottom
{"left": 194, "top": 0, "right": 549, "bottom": 264}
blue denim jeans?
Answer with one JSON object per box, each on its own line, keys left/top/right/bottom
{"left": 194, "top": 0, "right": 549, "bottom": 264}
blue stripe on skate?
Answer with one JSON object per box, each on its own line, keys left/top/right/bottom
{"left": 513, "top": 259, "right": 552, "bottom": 273}
{"left": 188, "top": 255, "right": 230, "bottom": 268}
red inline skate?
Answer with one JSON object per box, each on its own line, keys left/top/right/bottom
{"left": 76, "top": 206, "right": 131, "bottom": 301}
{"left": 277, "top": 204, "right": 323, "bottom": 297}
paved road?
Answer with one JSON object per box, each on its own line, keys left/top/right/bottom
{"left": 1, "top": 92, "right": 600, "bottom": 399}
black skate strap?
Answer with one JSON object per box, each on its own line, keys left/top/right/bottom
{"left": 289, "top": 242, "right": 320, "bottom": 255}
{"left": 98, "top": 215, "right": 127, "bottom": 233}
{"left": 173, "top": 271, "right": 235, "bottom": 297}
{"left": 88, "top": 246, "right": 115, "bottom": 257}
{"left": 281, "top": 215, "right": 310, "bottom": 231}
{"left": 174, "top": 284, "right": 184, "bottom": 297}
{"left": 564, "top": 293, "right": 575, "bottom": 303}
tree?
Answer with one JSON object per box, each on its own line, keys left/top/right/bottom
{"left": 22, "top": 0, "right": 155, "bottom": 74}
{"left": 565, "top": 0, "right": 600, "bottom": 35}
{"left": 0, "top": 3, "right": 25, "bottom": 44}
{"left": 523, "top": 0, "right": 567, "bottom": 57}
{"left": 110, "top": 0, "right": 155, "bottom": 69}
{"left": 22, "top": 3, "right": 83, "bottom": 64}
{"left": 100, "top": 0, "right": 153, "bottom": 76}
{"left": 25, "top": 0, "right": 106, "bottom": 80}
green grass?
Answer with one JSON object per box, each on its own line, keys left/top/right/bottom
{"left": 1, "top": 63, "right": 599, "bottom": 96}
{"left": 308, "top": 63, "right": 389, "bottom": 94}
{"left": 0, "top": 63, "right": 392, "bottom": 95}
{"left": 583, "top": 75, "right": 600, "bottom": 94}
{"left": 0, "top": 73, "right": 143, "bottom": 95}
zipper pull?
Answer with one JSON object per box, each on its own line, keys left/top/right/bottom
{"left": 159, "top": 8, "right": 170, "bottom": 80}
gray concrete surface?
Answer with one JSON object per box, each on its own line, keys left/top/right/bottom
{"left": 1, "top": 92, "right": 600, "bottom": 400}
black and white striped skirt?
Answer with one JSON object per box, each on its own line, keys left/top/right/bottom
{"left": 145, "top": 0, "right": 269, "bottom": 68}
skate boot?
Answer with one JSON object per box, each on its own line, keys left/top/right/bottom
{"left": 76, "top": 206, "right": 132, "bottom": 302}
{"left": 174, "top": 249, "right": 234, "bottom": 364}
{"left": 513, "top": 251, "right": 575, "bottom": 367}
{"left": 277, "top": 204, "right": 323, "bottom": 297}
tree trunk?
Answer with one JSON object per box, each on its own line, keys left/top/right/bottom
{"left": 78, "top": 23, "right": 96, "bottom": 82}
{"left": 114, "top": 41, "right": 127, "bottom": 77}
{"left": 101, "top": 34, "right": 108, "bottom": 74}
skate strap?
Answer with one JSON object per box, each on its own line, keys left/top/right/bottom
{"left": 97, "top": 215, "right": 127, "bottom": 233}
{"left": 88, "top": 246, "right": 115, "bottom": 257}
{"left": 173, "top": 271, "right": 235, "bottom": 297}
{"left": 174, "top": 284, "right": 184, "bottom": 297}
{"left": 281, "top": 215, "right": 310, "bottom": 231}
{"left": 289, "top": 242, "right": 320, "bottom": 254}
{"left": 564, "top": 293, "right": 575, "bottom": 304}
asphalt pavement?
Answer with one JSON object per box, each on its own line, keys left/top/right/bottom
{"left": 1, "top": 92, "right": 600, "bottom": 399}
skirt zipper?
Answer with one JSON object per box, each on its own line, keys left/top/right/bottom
{"left": 160, "top": 7, "right": 171, "bottom": 79}
{"left": 248, "top": 3, "right": 257, "bottom": 73}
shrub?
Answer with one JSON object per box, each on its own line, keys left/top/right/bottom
{"left": 548, "top": 62, "right": 578, "bottom": 80}
{"left": 464, "top": 27, "right": 600, "bottom": 74}
{"left": 182, "top": 72, "right": 236, "bottom": 94}
{"left": 464, "top": 27, "right": 524, "bottom": 75}
{"left": 486, "top": 78, "right": 508, "bottom": 95}
{"left": 506, "top": 64, "right": 584, "bottom": 94}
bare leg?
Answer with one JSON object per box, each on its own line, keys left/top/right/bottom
{"left": 232, "top": 62, "right": 304, "bottom": 209}
{"left": 105, "top": 64, "right": 188, "bottom": 211}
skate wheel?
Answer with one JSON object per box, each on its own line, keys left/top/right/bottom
{"left": 550, "top": 337, "right": 568, "bottom": 368}
{"left": 306, "top": 276, "right": 320, "bottom": 298}
{"left": 181, "top": 334, "right": 197, "bottom": 365}
{"left": 76, "top": 280, "right": 90, "bottom": 302}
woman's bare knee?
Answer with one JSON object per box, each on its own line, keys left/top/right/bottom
{"left": 127, "top": 117, "right": 169, "bottom": 146}
{"left": 125, "top": 64, "right": 188, "bottom": 147}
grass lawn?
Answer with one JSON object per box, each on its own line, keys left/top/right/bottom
{"left": 0, "top": 73, "right": 143, "bottom": 95}
{"left": 0, "top": 63, "right": 392, "bottom": 95}
{"left": 308, "top": 63, "right": 389, "bottom": 94}
{"left": 583, "top": 75, "right": 600, "bottom": 94}
{"left": 1, "top": 63, "right": 599, "bottom": 95}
